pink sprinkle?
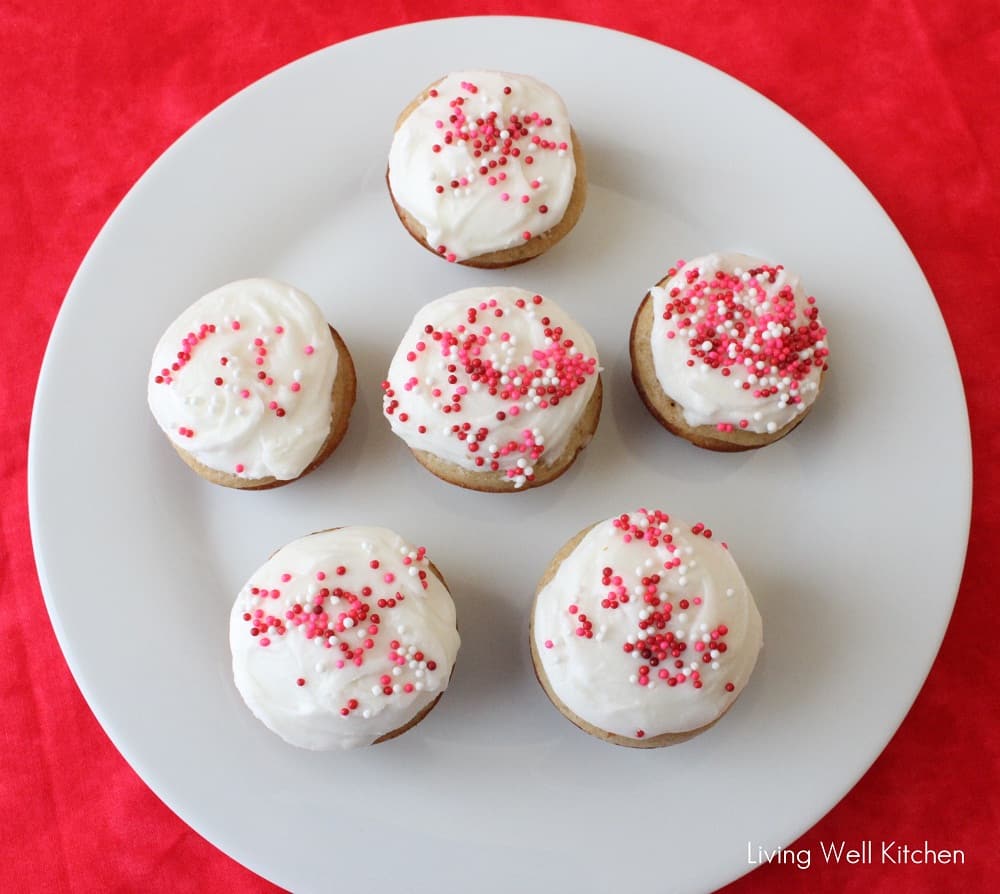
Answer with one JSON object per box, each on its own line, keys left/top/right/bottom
{"left": 304, "top": 345, "right": 314, "bottom": 355}
{"left": 275, "top": 325, "right": 284, "bottom": 334}
{"left": 290, "top": 382, "right": 301, "bottom": 392}
{"left": 544, "top": 640, "right": 553, "bottom": 649}
{"left": 281, "top": 573, "right": 291, "bottom": 582}
{"left": 520, "top": 194, "right": 529, "bottom": 203}
{"left": 384, "top": 573, "right": 395, "bottom": 584}
{"left": 316, "top": 571, "right": 326, "bottom": 581}
{"left": 240, "top": 389, "right": 250, "bottom": 399}
{"left": 231, "top": 321, "right": 241, "bottom": 331}
{"left": 500, "top": 192, "right": 510, "bottom": 202}
{"left": 235, "top": 463, "right": 245, "bottom": 474}
{"left": 259, "top": 637, "right": 270, "bottom": 647}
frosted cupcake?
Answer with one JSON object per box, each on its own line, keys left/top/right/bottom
{"left": 387, "top": 71, "right": 586, "bottom": 267}
{"left": 382, "top": 286, "right": 602, "bottom": 491}
{"left": 230, "top": 527, "right": 460, "bottom": 750}
{"left": 147, "top": 278, "right": 356, "bottom": 488}
{"left": 531, "top": 509, "right": 763, "bottom": 747}
{"left": 630, "top": 253, "right": 830, "bottom": 450}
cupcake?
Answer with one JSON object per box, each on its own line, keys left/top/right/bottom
{"left": 630, "top": 252, "right": 830, "bottom": 451}
{"left": 147, "top": 278, "right": 356, "bottom": 488}
{"left": 230, "top": 527, "right": 461, "bottom": 750}
{"left": 382, "top": 286, "right": 602, "bottom": 492}
{"left": 531, "top": 509, "right": 763, "bottom": 748}
{"left": 387, "top": 71, "right": 586, "bottom": 268}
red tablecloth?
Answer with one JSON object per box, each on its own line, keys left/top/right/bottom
{"left": 3, "top": 2, "right": 997, "bottom": 891}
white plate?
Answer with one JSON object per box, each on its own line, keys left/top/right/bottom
{"left": 29, "top": 17, "right": 970, "bottom": 894}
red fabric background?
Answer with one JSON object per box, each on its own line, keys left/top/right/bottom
{"left": 2, "top": 2, "right": 997, "bottom": 891}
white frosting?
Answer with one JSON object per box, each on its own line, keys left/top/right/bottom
{"left": 533, "top": 510, "right": 762, "bottom": 739}
{"left": 383, "top": 286, "right": 600, "bottom": 489}
{"left": 230, "top": 527, "right": 461, "bottom": 750}
{"left": 148, "top": 278, "right": 339, "bottom": 481}
{"left": 649, "top": 252, "right": 829, "bottom": 434}
{"left": 387, "top": 71, "right": 577, "bottom": 261}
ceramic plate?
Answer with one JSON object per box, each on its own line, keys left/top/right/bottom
{"left": 29, "top": 17, "right": 971, "bottom": 894}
